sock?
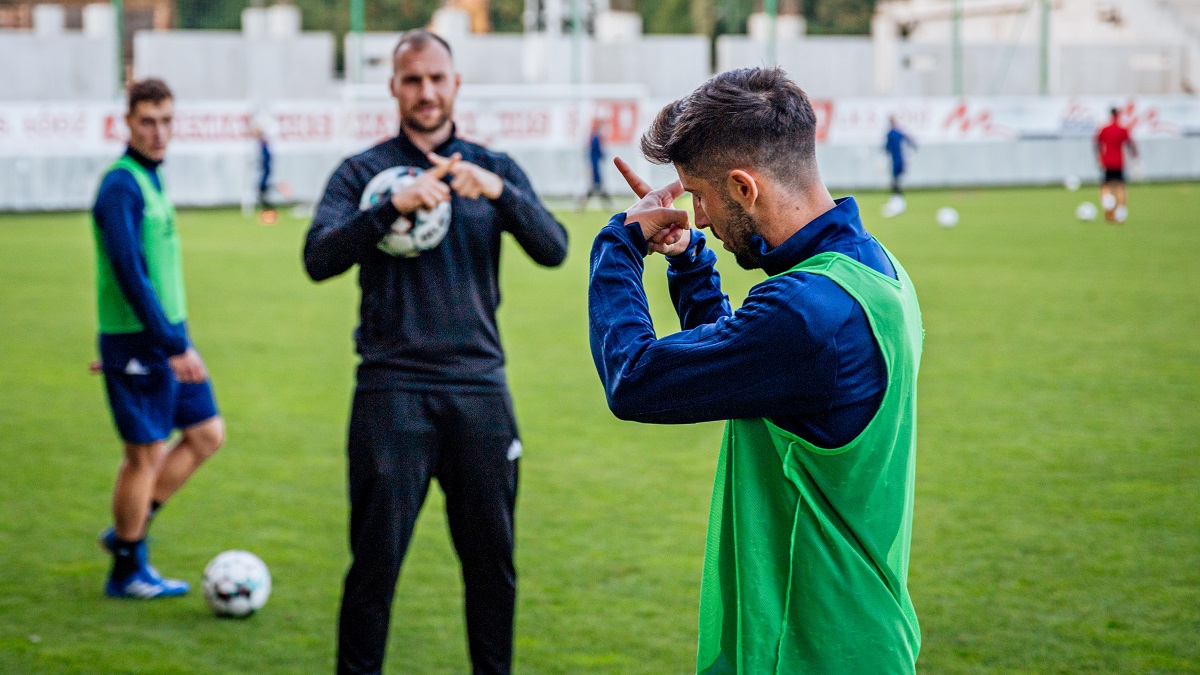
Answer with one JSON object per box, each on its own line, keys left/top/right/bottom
{"left": 111, "top": 537, "right": 144, "bottom": 579}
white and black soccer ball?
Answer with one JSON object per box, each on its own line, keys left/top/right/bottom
{"left": 360, "top": 166, "right": 452, "bottom": 258}
{"left": 202, "top": 550, "right": 271, "bottom": 618}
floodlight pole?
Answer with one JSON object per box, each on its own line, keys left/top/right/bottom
{"left": 1038, "top": 0, "right": 1049, "bottom": 95}
{"left": 112, "top": 0, "right": 123, "bottom": 97}
{"left": 349, "top": 0, "right": 364, "bottom": 84}
{"left": 765, "top": 0, "right": 778, "bottom": 67}
{"left": 951, "top": 0, "right": 962, "bottom": 96}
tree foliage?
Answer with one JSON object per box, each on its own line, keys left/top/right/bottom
{"left": 174, "top": 0, "right": 876, "bottom": 36}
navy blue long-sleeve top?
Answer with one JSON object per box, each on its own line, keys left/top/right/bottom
{"left": 259, "top": 138, "right": 272, "bottom": 192}
{"left": 885, "top": 129, "right": 916, "bottom": 172}
{"left": 304, "top": 128, "right": 568, "bottom": 392}
{"left": 92, "top": 147, "right": 190, "bottom": 365}
{"left": 588, "top": 196, "right": 894, "bottom": 448}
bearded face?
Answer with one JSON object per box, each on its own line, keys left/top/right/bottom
{"left": 717, "top": 193, "right": 765, "bottom": 270}
{"left": 391, "top": 42, "right": 459, "bottom": 136}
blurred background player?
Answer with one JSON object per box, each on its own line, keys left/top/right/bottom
{"left": 255, "top": 125, "right": 278, "bottom": 224}
{"left": 577, "top": 117, "right": 612, "bottom": 212}
{"left": 91, "top": 78, "right": 225, "bottom": 599}
{"left": 303, "top": 30, "right": 567, "bottom": 675}
{"left": 883, "top": 115, "right": 917, "bottom": 217}
{"left": 1095, "top": 107, "right": 1139, "bottom": 223}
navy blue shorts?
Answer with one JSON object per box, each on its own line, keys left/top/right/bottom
{"left": 102, "top": 366, "right": 219, "bottom": 445}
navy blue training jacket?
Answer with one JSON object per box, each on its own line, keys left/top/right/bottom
{"left": 588, "top": 196, "right": 893, "bottom": 448}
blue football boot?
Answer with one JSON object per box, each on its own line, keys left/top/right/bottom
{"left": 104, "top": 540, "right": 189, "bottom": 599}
{"left": 105, "top": 565, "right": 191, "bottom": 599}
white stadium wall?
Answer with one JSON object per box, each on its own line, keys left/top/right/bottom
{"left": 352, "top": 33, "right": 530, "bottom": 88}
{"left": 590, "top": 36, "right": 712, "bottom": 100}
{"left": 133, "top": 31, "right": 338, "bottom": 101}
{"left": 0, "top": 33, "right": 116, "bottom": 101}
{"left": 2, "top": 93, "right": 1200, "bottom": 211}
{"left": 718, "top": 36, "right": 1189, "bottom": 98}
{"left": 717, "top": 36, "right": 878, "bottom": 98}
{"left": 1059, "top": 45, "right": 1188, "bottom": 96}
{"left": 350, "top": 32, "right": 710, "bottom": 99}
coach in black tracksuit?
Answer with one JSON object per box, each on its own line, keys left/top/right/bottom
{"left": 303, "top": 30, "right": 568, "bottom": 675}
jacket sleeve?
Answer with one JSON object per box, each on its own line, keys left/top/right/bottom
{"left": 588, "top": 214, "right": 843, "bottom": 425}
{"left": 93, "top": 170, "right": 189, "bottom": 356}
{"left": 303, "top": 159, "right": 401, "bottom": 282}
{"left": 491, "top": 155, "right": 569, "bottom": 268}
{"left": 665, "top": 231, "right": 732, "bottom": 330}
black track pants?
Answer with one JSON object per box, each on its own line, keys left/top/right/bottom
{"left": 336, "top": 388, "right": 520, "bottom": 675}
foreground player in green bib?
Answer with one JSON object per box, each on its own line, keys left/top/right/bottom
{"left": 588, "top": 68, "right": 923, "bottom": 673}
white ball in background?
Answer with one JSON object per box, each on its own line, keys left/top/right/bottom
{"left": 1075, "top": 202, "right": 1098, "bottom": 221}
{"left": 881, "top": 194, "right": 907, "bottom": 218}
{"left": 1114, "top": 205, "right": 1128, "bottom": 223}
{"left": 936, "top": 207, "right": 959, "bottom": 228}
{"left": 1064, "top": 175, "right": 1081, "bottom": 191}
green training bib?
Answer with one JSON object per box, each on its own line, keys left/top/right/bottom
{"left": 697, "top": 248, "right": 924, "bottom": 674}
{"left": 93, "top": 155, "right": 187, "bottom": 334}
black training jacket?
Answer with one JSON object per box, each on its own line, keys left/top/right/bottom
{"left": 304, "top": 128, "right": 568, "bottom": 392}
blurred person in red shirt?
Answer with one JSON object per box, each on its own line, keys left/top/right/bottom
{"left": 1095, "top": 107, "right": 1139, "bottom": 223}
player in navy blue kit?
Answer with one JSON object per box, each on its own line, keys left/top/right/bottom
{"left": 91, "top": 78, "right": 225, "bottom": 599}
{"left": 304, "top": 30, "right": 568, "bottom": 675}
{"left": 883, "top": 115, "right": 917, "bottom": 216}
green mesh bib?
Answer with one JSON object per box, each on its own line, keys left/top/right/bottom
{"left": 697, "top": 248, "right": 923, "bottom": 674}
{"left": 93, "top": 155, "right": 186, "bottom": 334}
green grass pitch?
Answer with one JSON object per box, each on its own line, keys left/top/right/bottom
{"left": 1, "top": 183, "right": 1198, "bottom": 673}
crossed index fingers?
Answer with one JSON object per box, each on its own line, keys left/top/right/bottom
{"left": 426, "top": 152, "right": 462, "bottom": 179}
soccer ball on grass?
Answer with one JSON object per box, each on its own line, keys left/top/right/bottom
{"left": 936, "top": 207, "right": 959, "bottom": 228}
{"left": 1075, "top": 202, "right": 1098, "bottom": 221}
{"left": 202, "top": 550, "right": 272, "bottom": 618}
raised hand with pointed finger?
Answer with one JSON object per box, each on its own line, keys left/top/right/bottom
{"left": 613, "top": 156, "right": 691, "bottom": 257}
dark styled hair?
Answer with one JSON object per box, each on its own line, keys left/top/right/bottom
{"left": 641, "top": 67, "right": 818, "bottom": 187}
{"left": 394, "top": 29, "right": 454, "bottom": 60}
{"left": 1110, "top": 107, "right": 1120, "bottom": 118}
{"left": 127, "top": 78, "right": 173, "bottom": 112}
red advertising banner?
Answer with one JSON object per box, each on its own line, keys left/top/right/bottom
{"left": 0, "top": 95, "right": 1196, "bottom": 156}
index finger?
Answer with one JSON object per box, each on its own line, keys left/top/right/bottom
{"left": 426, "top": 152, "right": 461, "bottom": 179}
{"left": 614, "top": 156, "right": 653, "bottom": 198}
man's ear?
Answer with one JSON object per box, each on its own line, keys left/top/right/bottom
{"left": 726, "top": 169, "right": 760, "bottom": 211}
